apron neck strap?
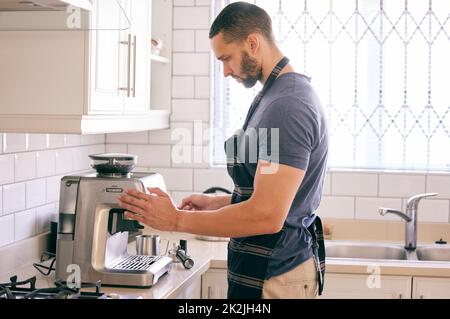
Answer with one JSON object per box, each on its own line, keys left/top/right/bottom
{"left": 242, "top": 56, "right": 290, "bottom": 130}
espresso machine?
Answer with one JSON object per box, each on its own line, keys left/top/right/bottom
{"left": 55, "top": 153, "right": 172, "bottom": 287}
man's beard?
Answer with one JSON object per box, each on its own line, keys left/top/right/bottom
{"left": 239, "top": 51, "right": 263, "bottom": 88}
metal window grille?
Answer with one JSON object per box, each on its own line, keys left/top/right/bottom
{"left": 212, "top": 0, "right": 450, "bottom": 171}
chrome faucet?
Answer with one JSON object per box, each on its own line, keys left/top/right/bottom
{"left": 379, "top": 193, "right": 438, "bottom": 251}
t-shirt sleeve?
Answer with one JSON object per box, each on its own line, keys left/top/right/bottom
{"left": 258, "top": 96, "right": 317, "bottom": 170}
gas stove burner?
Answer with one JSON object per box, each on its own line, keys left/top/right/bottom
{"left": 0, "top": 276, "right": 107, "bottom": 299}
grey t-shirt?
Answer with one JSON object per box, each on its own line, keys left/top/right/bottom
{"left": 243, "top": 72, "right": 328, "bottom": 278}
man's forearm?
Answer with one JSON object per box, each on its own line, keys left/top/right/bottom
{"left": 176, "top": 198, "right": 280, "bottom": 238}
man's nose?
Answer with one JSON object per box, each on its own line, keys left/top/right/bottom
{"left": 223, "top": 64, "right": 233, "bottom": 77}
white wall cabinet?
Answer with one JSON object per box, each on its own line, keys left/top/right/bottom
{"left": 202, "top": 269, "right": 228, "bottom": 299}
{"left": 320, "top": 273, "right": 412, "bottom": 299}
{"left": 0, "top": 0, "right": 169, "bottom": 134}
{"left": 412, "top": 277, "right": 450, "bottom": 299}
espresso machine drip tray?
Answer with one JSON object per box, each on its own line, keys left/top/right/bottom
{"left": 109, "top": 255, "right": 162, "bottom": 272}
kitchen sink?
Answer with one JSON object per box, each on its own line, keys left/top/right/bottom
{"left": 416, "top": 245, "right": 450, "bottom": 262}
{"left": 326, "top": 242, "right": 408, "bottom": 260}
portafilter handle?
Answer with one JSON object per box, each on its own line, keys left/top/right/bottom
{"left": 176, "top": 248, "right": 194, "bottom": 269}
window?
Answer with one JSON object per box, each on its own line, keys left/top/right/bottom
{"left": 212, "top": 0, "right": 450, "bottom": 171}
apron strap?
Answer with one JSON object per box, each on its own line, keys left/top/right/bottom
{"left": 242, "top": 56, "right": 290, "bottom": 130}
{"left": 308, "top": 216, "right": 326, "bottom": 296}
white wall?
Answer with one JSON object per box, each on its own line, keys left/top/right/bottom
{"left": 0, "top": 133, "right": 105, "bottom": 248}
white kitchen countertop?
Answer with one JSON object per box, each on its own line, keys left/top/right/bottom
{"left": 1, "top": 233, "right": 450, "bottom": 299}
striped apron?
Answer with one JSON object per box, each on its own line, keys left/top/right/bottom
{"left": 224, "top": 57, "right": 326, "bottom": 299}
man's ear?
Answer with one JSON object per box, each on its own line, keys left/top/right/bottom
{"left": 246, "top": 33, "right": 260, "bottom": 54}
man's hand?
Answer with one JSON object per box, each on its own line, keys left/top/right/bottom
{"left": 117, "top": 187, "right": 179, "bottom": 232}
{"left": 179, "top": 194, "right": 231, "bottom": 211}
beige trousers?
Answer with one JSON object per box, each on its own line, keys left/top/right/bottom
{"left": 262, "top": 257, "right": 318, "bottom": 299}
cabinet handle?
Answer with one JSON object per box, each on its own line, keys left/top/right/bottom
{"left": 119, "top": 34, "right": 132, "bottom": 97}
{"left": 132, "top": 35, "right": 137, "bottom": 98}
{"left": 208, "top": 286, "right": 212, "bottom": 299}
{"left": 398, "top": 294, "right": 402, "bottom": 299}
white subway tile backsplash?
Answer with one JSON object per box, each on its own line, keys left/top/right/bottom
{"left": 174, "top": 0, "right": 194, "bottom": 6}
{"left": 315, "top": 196, "right": 355, "bottom": 219}
{"left": 14, "top": 208, "right": 36, "bottom": 241}
{"left": 27, "top": 134, "right": 47, "bottom": 151}
{"left": 401, "top": 199, "right": 450, "bottom": 223}
{"left": 172, "top": 76, "right": 195, "bottom": 98}
{"left": 3, "top": 183, "right": 26, "bottom": 215}
{"left": 193, "top": 168, "right": 234, "bottom": 192}
{"left": 427, "top": 175, "right": 450, "bottom": 199}
{"left": 128, "top": 145, "right": 172, "bottom": 168}
{"left": 173, "top": 53, "right": 210, "bottom": 75}
{"left": 0, "top": 214, "right": 14, "bottom": 247}
{"left": 149, "top": 122, "right": 194, "bottom": 145}
{"left": 80, "top": 134, "right": 105, "bottom": 145}
{"left": 73, "top": 146, "right": 91, "bottom": 172}
{"left": 0, "top": 186, "right": 2, "bottom": 215}
{"left": 0, "top": 133, "right": 3, "bottom": 153}
{"left": 47, "top": 134, "right": 65, "bottom": 149}
{"left": 173, "top": 7, "right": 210, "bottom": 29}
{"left": 195, "top": 30, "right": 210, "bottom": 52}
{"left": 105, "top": 144, "right": 127, "bottom": 154}
{"left": 14, "top": 152, "right": 36, "bottom": 182}
{"left": 26, "top": 179, "right": 46, "bottom": 209}
{"left": 64, "top": 135, "right": 81, "bottom": 147}
{"left": 322, "top": 173, "right": 331, "bottom": 195}
{"left": 106, "top": 132, "right": 149, "bottom": 144}
{"left": 332, "top": 173, "right": 378, "bottom": 196}
{"left": 0, "top": 154, "right": 15, "bottom": 184}
{"left": 36, "top": 203, "right": 56, "bottom": 234}
{"left": 156, "top": 168, "right": 193, "bottom": 191}
{"left": 195, "top": 76, "right": 210, "bottom": 99}
{"left": 46, "top": 176, "right": 62, "bottom": 203}
{"left": 172, "top": 145, "right": 210, "bottom": 168}
{"left": 55, "top": 148, "right": 73, "bottom": 174}
{"left": 3, "top": 133, "right": 27, "bottom": 153}
{"left": 195, "top": 0, "right": 211, "bottom": 5}
{"left": 72, "top": 147, "right": 88, "bottom": 172}
{"left": 379, "top": 174, "right": 426, "bottom": 197}
{"left": 171, "top": 99, "right": 210, "bottom": 122}
{"left": 355, "top": 197, "right": 403, "bottom": 221}
{"left": 173, "top": 30, "right": 195, "bottom": 52}
{"left": 36, "top": 150, "right": 56, "bottom": 178}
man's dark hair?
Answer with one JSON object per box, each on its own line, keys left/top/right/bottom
{"left": 209, "top": 2, "right": 274, "bottom": 43}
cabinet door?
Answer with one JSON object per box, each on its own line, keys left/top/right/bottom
{"left": 413, "top": 277, "right": 450, "bottom": 299}
{"left": 88, "top": 0, "right": 127, "bottom": 113}
{"left": 123, "top": 0, "right": 151, "bottom": 113}
{"left": 202, "top": 269, "right": 228, "bottom": 299}
{"left": 319, "top": 273, "right": 412, "bottom": 299}
{"left": 0, "top": 10, "right": 86, "bottom": 117}
{"left": 173, "top": 278, "right": 202, "bottom": 299}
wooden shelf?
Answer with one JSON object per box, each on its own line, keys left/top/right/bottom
{"left": 150, "top": 54, "right": 169, "bottom": 63}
